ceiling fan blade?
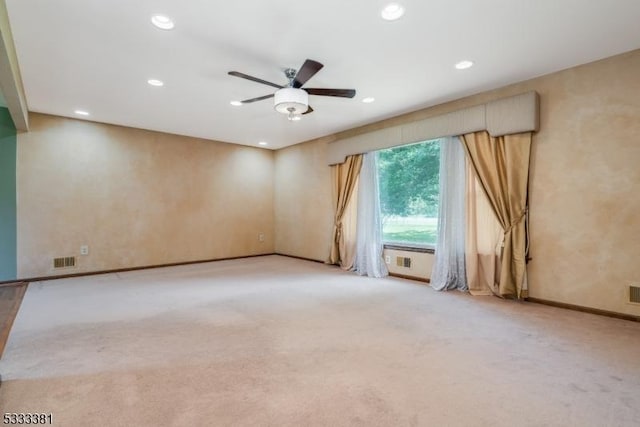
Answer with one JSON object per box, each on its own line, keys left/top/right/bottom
{"left": 240, "top": 93, "right": 274, "bottom": 104}
{"left": 293, "top": 59, "right": 323, "bottom": 88}
{"left": 302, "top": 106, "right": 314, "bottom": 115}
{"left": 228, "top": 71, "right": 283, "bottom": 89}
{"left": 304, "top": 88, "right": 356, "bottom": 98}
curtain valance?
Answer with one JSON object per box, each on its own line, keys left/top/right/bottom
{"left": 327, "top": 91, "right": 538, "bottom": 165}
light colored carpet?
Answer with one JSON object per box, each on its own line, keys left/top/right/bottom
{"left": 1, "top": 255, "right": 639, "bottom": 426}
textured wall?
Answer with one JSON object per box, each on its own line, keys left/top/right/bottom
{"left": 525, "top": 51, "right": 640, "bottom": 315}
{"left": 281, "top": 49, "right": 640, "bottom": 316}
{"left": 274, "top": 140, "right": 334, "bottom": 261}
{"left": 17, "top": 114, "right": 275, "bottom": 278}
{"left": 0, "top": 107, "right": 16, "bottom": 280}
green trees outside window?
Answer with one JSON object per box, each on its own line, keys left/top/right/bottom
{"left": 377, "top": 139, "right": 440, "bottom": 246}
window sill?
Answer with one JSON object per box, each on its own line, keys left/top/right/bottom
{"left": 383, "top": 243, "right": 435, "bottom": 254}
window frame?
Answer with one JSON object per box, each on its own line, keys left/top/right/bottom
{"left": 383, "top": 243, "right": 435, "bottom": 254}
{"left": 376, "top": 139, "right": 441, "bottom": 251}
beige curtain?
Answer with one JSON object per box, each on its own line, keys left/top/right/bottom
{"left": 465, "top": 156, "right": 504, "bottom": 295}
{"left": 339, "top": 178, "right": 359, "bottom": 270}
{"left": 329, "top": 154, "right": 363, "bottom": 269}
{"left": 461, "top": 131, "right": 532, "bottom": 298}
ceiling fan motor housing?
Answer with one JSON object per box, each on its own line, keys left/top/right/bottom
{"left": 274, "top": 88, "right": 309, "bottom": 114}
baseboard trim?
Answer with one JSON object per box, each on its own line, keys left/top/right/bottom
{"left": 275, "top": 253, "right": 327, "bottom": 264}
{"left": 276, "top": 255, "right": 429, "bottom": 282}
{"left": 526, "top": 297, "right": 640, "bottom": 323}
{"left": 389, "top": 272, "right": 430, "bottom": 284}
{"left": 1, "top": 253, "right": 277, "bottom": 284}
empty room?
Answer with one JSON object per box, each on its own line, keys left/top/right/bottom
{"left": 0, "top": 1, "right": 639, "bottom": 426}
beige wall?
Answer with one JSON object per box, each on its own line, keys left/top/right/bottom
{"left": 525, "top": 50, "right": 640, "bottom": 316}
{"left": 277, "top": 49, "right": 640, "bottom": 316}
{"left": 17, "top": 114, "right": 275, "bottom": 278}
{"left": 274, "top": 140, "right": 334, "bottom": 261}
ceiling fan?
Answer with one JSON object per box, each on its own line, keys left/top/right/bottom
{"left": 228, "top": 59, "right": 356, "bottom": 121}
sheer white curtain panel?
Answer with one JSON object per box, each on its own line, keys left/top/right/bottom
{"left": 431, "top": 136, "right": 468, "bottom": 291}
{"left": 354, "top": 152, "right": 388, "bottom": 278}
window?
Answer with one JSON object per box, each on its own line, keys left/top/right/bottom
{"left": 377, "top": 139, "right": 440, "bottom": 247}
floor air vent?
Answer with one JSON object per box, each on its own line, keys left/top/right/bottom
{"left": 54, "top": 256, "right": 76, "bottom": 268}
{"left": 630, "top": 285, "right": 640, "bottom": 304}
{"left": 396, "top": 256, "right": 411, "bottom": 268}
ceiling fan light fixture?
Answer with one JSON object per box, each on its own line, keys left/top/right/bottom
{"left": 229, "top": 59, "right": 355, "bottom": 119}
{"left": 274, "top": 88, "right": 308, "bottom": 115}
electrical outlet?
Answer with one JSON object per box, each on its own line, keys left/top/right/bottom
{"left": 258, "top": 233, "right": 265, "bottom": 242}
{"left": 80, "top": 245, "right": 89, "bottom": 256}
{"left": 385, "top": 255, "right": 391, "bottom": 264}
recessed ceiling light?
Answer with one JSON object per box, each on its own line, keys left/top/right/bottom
{"left": 230, "top": 101, "right": 242, "bottom": 106}
{"left": 455, "top": 60, "right": 474, "bottom": 70}
{"left": 381, "top": 3, "right": 405, "bottom": 21}
{"left": 74, "top": 110, "right": 90, "bottom": 116}
{"left": 258, "top": 141, "right": 268, "bottom": 146}
{"left": 151, "top": 15, "right": 174, "bottom": 30}
{"left": 147, "top": 79, "right": 164, "bottom": 87}
{"left": 362, "top": 97, "right": 375, "bottom": 103}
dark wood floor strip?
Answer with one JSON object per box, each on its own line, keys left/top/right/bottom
{"left": 0, "top": 282, "right": 28, "bottom": 359}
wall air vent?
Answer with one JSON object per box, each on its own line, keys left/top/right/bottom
{"left": 53, "top": 256, "right": 76, "bottom": 269}
{"left": 396, "top": 256, "right": 411, "bottom": 268}
{"left": 630, "top": 285, "right": 640, "bottom": 304}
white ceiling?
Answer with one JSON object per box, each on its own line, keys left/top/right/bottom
{"left": 6, "top": 0, "right": 640, "bottom": 149}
